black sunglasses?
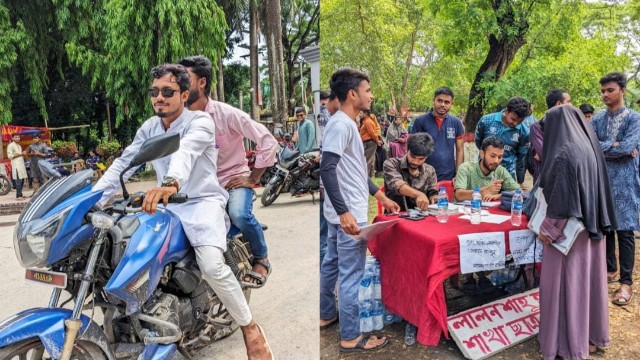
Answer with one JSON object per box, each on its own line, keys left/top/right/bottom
{"left": 148, "top": 88, "right": 180, "bottom": 98}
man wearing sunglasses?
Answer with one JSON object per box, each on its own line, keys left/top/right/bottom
{"left": 93, "top": 63, "right": 273, "bottom": 359}
{"left": 177, "top": 55, "right": 278, "bottom": 291}
{"left": 295, "top": 107, "right": 316, "bottom": 153}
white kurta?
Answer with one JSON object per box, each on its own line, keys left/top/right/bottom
{"left": 93, "top": 108, "right": 230, "bottom": 249}
{"left": 7, "top": 142, "right": 28, "bottom": 180}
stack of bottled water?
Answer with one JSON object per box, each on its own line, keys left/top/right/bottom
{"left": 489, "top": 261, "right": 525, "bottom": 294}
{"left": 359, "top": 256, "right": 385, "bottom": 332}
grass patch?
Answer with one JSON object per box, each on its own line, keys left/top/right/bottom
{"left": 368, "top": 177, "right": 384, "bottom": 224}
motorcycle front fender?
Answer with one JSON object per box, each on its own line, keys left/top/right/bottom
{"left": 0, "top": 308, "right": 116, "bottom": 360}
{"left": 140, "top": 343, "right": 178, "bottom": 360}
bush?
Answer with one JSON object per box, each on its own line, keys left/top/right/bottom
{"left": 96, "top": 140, "right": 121, "bottom": 165}
{"left": 51, "top": 141, "right": 78, "bottom": 159}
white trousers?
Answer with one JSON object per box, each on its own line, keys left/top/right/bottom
{"left": 194, "top": 245, "right": 252, "bottom": 326}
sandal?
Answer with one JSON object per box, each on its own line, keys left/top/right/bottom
{"left": 612, "top": 286, "right": 633, "bottom": 306}
{"left": 607, "top": 272, "right": 618, "bottom": 283}
{"left": 245, "top": 323, "right": 274, "bottom": 360}
{"left": 339, "top": 334, "right": 389, "bottom": 353}
{"left": 241, "top": 258, "right": 272, "bottom": 289}
{"left": 320, "top": 316, "right": 338, "bottom": 330}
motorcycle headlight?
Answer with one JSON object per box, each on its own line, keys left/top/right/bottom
{"left": 13, "top": 206, "right": 73, "bottom": 268}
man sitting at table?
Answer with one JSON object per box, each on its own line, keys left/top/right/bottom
{"left": 454, "top": 136, "right": 520, "bottom": 290}
{"left": 454, "top": 136, "right": 519, "bottom": 202}
{"left": 383, "top": 133, "right": 439, "bottom": 212}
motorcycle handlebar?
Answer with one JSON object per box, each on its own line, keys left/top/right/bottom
{"left": 168, "top": 193, "right": 188, "bottom": 204}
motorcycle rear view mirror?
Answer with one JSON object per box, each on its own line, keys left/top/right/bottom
{"left": 119, "top": 132, "right": 180, "bottom": 199}
{"left": 130, "top": 132, "right": 180, "bottom": 167}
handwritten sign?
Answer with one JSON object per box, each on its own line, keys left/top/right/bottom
{"left": 509, "top": 229, "right": 543, "bottom": 265}
{"left": 447, "top": 289, "right": 540, "bottom": 360}
{"left": 458, "top": 232, "right": 506, "bottom": 274}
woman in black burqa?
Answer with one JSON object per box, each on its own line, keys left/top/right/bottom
{"left": 536, "top": 104, "right": 617, "bottom": 359}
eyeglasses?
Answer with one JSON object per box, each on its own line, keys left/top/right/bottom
{"left": 148, "top": 88, "right": 180, "bottom": 98}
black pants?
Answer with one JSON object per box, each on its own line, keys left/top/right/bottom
{"left": 605, "top": 230, "right": 635, "bottom": 285}
{"left": 14, "top": 178, "right": 24, "bottom": 198}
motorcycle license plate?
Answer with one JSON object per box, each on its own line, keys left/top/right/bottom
{"left": 25, "top": 268, "right": 67, "bottom": 288}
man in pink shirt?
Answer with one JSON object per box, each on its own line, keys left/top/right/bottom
{"left": 178, "top": 56, "right": 278, "bottom": 288}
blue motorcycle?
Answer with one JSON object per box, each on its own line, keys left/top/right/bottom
{"left": 0, "top": 133, "right": 254, "bottom": 359}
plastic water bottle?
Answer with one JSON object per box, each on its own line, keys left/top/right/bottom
{"left": 511, "top": 189, "right": 523, "bottom": 226}
{"left": 383, "top": 309, "right": 402, "bottom": 325}
{"left": 358, "top": 267, "right": 373, "bottom": 301}
{"left": 372, "top": 300, "right": 384, "bottom": 330}
{"left": 372, "top": 260, "right": 382, "bottom": 299}
{"left": 470, "top": 187, "right": 482, "bottom": 224}
{"left": 359, "top": 300, "right": 373, "bottom": 332}
{"left": 436, "top": 187, "right": 449, "bottom": 223}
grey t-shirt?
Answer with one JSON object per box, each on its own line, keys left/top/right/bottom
{"left": 28, "top": 142, "right": 48, "bottom": 164}
{"left": 322, "top": 110, "right": 369, "bottom": 224}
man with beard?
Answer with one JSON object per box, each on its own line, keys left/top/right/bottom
{"left": 475, "top": 97, "right": 532, "bottom": 184}
{"left": 410, "top": 87, "right": 464, "bottom": 181}
{"left": 383, "top": 133, "right": 439, "bottom": 212}
{"left": 454, "top": 136, "right": 520, "bottom": 202}
{"left": 320, "top": 68, "right": 399, "bottom": 352}
{"left": 178, "top": 56, "right": 278, "bottom": 290}
{"left": 93, "top": 64, "right": 272, "bottom": 359}
{"left": 590, "top": 71, "right": 640, "bottom": 306}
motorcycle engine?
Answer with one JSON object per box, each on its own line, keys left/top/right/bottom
{"left": 290, "top": 155, "right": 319, "bottom": 195}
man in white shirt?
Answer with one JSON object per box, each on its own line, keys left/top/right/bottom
{"left": 93, "top": 64, "right": 272, "bottom": 359}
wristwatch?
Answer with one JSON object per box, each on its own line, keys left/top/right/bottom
{"left": 161, "top": 176, "right": 179, "bottom": 192}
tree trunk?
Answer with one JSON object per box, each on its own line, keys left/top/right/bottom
{"left": 211, "top": 80, "right": 218, "bottom": 101}
{"left": 250, "top": 0, "right": 260, "bottom": 121}
{"left": 216, "top": 58, "right": 225, "bottom": 103}
{"left": 263, "top": 0, "right": 288, "bottom": 125}
{"left": 464, "top": 0, "right": 529, "bottom": 132}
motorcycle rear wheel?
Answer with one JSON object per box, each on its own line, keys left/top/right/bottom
{"left": 0, "top": 338, "right": 106, "bottom": 360}
{"left": 260, "top": 181, "right": 283, "bottom": 206}
{"left": 0, "top": 175, "right": 10, "bottom": 196}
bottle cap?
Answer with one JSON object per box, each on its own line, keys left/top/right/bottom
{"left": 440, "top": 187, "right": 446, "bottom": 191}
{"left": 474, "top": 187, "right": 479, "bottom": 191}
{"left": 515, "top": 189, "right": 521, "bottom": 194}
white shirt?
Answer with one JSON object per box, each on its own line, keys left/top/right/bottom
{"left": 93, "top": 108, "right": 229, "bottom": 248}
{"left": 322, "top": 110, "right": 369, "bottom": 224}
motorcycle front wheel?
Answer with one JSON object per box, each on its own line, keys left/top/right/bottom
{"left": 0, "top": 175, "right": 10, "bottom": 196}
{"left": 0, "top": 338, "right": 106, "bottom": 360}
{"left": 260, "top": 180, "right": 283, "bottom": 206}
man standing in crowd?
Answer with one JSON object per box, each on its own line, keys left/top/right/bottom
{"left": 93, "top": 63, "right": 272, "bottom": 358}
{"left": 590, "top": 71, "right": 640, "bottom": 306}
{"left": 359, "top": 110, "right": 383, "bottom": 178}
{"left": 410, "top": 87, "right": 464, "bottom": 181}
{"left": 529, "top": 89, "right": 572, "bottom": 182}
{"left": 178, "top": 55, "right": 278, "bottom": 289}
{"left": 580, "top": 103, "right": 595, "bottom": 121}
{"left": 319, "top": 68, "right": 399, "bottom": 352}
{"left": 319, "top": 91, "right": 340, "bottom": 263}
{"left": 383, "top": 133, "right": 439, "bottom": 212}
{"left": 27, "top": 133, "right": 48, "bottom": 191}
{"left": 7, "top": 133, "right": 27, "bottom": 199}
{"left": 474, "top": 97, "right": 531, "bottom": 184}
{"left": 295, "top": 107, "right": 316, "bottom": 153}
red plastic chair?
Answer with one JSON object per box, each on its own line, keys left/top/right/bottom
{"left": 436, "top": 179, "right": 454, "bottom": 201}
{"left": 376, "top": 185, "right": 385, "bottom": 215}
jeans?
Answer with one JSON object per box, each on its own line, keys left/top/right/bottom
{"left": 606, "top": 230, "right": 635, "bottom": 285}
{"left": 320, "top": 221, "right": 367, "bottom": 340}
{"left": 14, "top": 178, "right": 23, "bottom": 198}
{"left": 227, "top": 187, "right": 268, "bottom": 259}
{"left": 363, "top": 140, "right": 377, "bottom": 178}
{"left": 319, "top": 194, "right": 328, "bottom": 263}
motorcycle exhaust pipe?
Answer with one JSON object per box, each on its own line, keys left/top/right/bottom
{"left": 137, "top": 313, "right": 183, "bottom": 344}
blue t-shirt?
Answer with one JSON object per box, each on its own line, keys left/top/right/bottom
{"left": 410, "top": 112, "right": 464, "bottom": 180}
{"left": 474, "top": 110, "right": 530, "bottom": 183}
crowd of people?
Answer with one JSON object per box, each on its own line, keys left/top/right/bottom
{"left": 318, "top": 68, "right": 639, "bottom": 359}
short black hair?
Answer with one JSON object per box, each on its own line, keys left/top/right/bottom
{"left": 481, "top": 136, "right": 505, "bottom": 151}
{"left": 407, "top": 133, "right": 434, "bottom": 158}
{"left": 151, "top": 64, "right": 191, "bottom": 92}
{"left": 295, "top": 107, "right": 306, "bottom": 115}
{"left": 579, "top": 103, "right": 595, "bottom": 114}
{"left": 329, "top": 91, "right": 337, "bottom": 100}
{"left": 329, "top": 68, "right": 370, "bottom": 102}
{"left": 505, "top": 97, "right": 532, "bottom": 119}
{"left": 599, "top": 72, "right": 627, "bottom": 89}
{"left": 320, "top": 91, "right": 330, "bottom": 100}
{"left": 434, "top": 86, "right": 454, "bottom": 99}
{"left": 177, "top": 55, "right": 212, "bottom": 95}
{"left": 545, "top": 89, "right": 567, "bottom": 109}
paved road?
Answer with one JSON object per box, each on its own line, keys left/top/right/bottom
{"left": 0, "top": 181, "right": 319, "bottom": 359}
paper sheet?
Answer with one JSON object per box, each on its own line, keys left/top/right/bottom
{"left": 459, "top": 214, "right": 511, "bottom": 224}
{"left": 456, "top": 200, "right": 502, "bottom": 207}
{"left": 352, "top": 219, "right": 401, "bottom": 241}
{"left": 458, "top": 232, "right": 506, "bottom": 274}
{"left": 509, "top": 229, "right": 543, "bottom": 265}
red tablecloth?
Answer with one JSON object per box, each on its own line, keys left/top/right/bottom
{"left": 368, "top": 208, "right": 529, "bottom": 346}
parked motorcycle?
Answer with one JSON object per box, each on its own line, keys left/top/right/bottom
{"left": 0, "top": 164, "right": 10, "bottom": 195}
{"left": 260, "top": 147, "right": 320, "bottom": 206}
{"left": 0, "top": 132, "right": 254, "bottom": 359}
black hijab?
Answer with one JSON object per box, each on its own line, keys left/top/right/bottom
{"left": 539, "top": 105, "right": 616, "bottom": 239}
